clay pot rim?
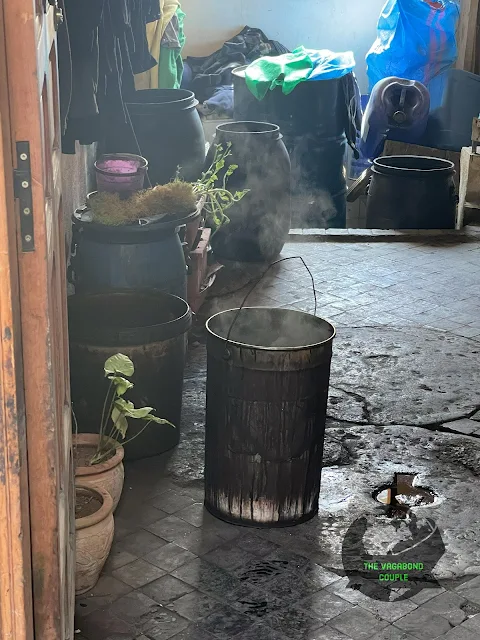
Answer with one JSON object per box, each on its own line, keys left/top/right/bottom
{"left": 73, "top": 433, "right": 124, "bottom": 476}
{"left": 75, "top": 484, "right": 113, "bottom": 531}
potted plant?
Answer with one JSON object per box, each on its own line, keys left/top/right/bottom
{"left": 75, "top": 483, "right": 115, "bottom": 595}
{"left": 73, "top": 353, "right": 173, "bottom": 511}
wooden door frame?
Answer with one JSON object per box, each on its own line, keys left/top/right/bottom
{"left": 0, "top": 2, "right": 35, "bottom": 639}
{"left": 1, "top": 0, "right": 75, "bottom": 638}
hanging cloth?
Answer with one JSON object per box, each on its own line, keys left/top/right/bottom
{"left": 134, "top": 0, "right": 180, "bottom": 90}
{"left": 158, "top": 8, "right": 185, "bottom": 89}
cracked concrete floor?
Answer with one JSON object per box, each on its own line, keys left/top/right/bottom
{"left": 77, "top": 238, "right": 480, "bottom": 640}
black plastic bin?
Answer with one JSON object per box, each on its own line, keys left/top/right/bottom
{"left": 105, "top": 89, "right": 206, "bottom": 186}
{"left": 366, "top": 155, "right": 457, "bottom": 229}
{"left": 69, "top": 291, "right": 192, "bottom": 461}
{"left": 232, "top": 67, "right": 348, "bottom": 227}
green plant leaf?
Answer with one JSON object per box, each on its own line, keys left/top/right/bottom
{"left": 114, "top": 398, "right": 153, "bottom": 419}
{"left": 114, "top": 398, "right": 174, "bottom": 427}
{"left": 104, "top": 354, "right": 134, "bottom": 377}
{"left": 148, "top": 415, "right": 176, "bottom": 427}
{"left": 108, "top": 375, "right": 134, "bottom": 396}
{"left": 127, "top": 406, "right": 156, "bottom": 419}
{"left": 111, "top": 406, "right": 129, "bottom": 438}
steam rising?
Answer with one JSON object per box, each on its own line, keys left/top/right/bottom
{"left": 210, "top": 308, "right": 334, "bottom": 349}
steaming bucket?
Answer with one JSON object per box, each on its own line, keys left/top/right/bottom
{"left": 205, "top": 306, "right": 335, "bottom": 527}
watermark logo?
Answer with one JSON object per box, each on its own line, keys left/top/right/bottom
{"left": 341, "top": 512, "right": 446, "bottom": 601}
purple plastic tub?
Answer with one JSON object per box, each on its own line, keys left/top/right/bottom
{"left": 95, "top": 154, "right": 148, "bottom": 193}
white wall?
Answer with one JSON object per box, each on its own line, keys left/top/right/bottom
{"left": 181, "top": 0, "right": 386, "bottom": 93}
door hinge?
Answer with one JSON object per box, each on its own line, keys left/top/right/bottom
{"left": 13, "top": 141, "right": 35, "bottom": 252}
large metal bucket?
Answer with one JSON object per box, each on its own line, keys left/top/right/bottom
{"left": 205, "top": 306, "right": 335, "bottom": 527}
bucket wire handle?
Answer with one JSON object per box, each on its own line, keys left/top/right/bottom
{"left": 124, "top": 102, "right": 153, "bottom": 189}
{"left": 223, "top": 256, "right": 317, "bottom": 357}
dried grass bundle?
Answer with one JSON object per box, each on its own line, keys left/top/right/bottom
{"left": 132, "top": 181, "right": 197, "bottom": 219}
{"left": 88, "top": 192, "right": 139, "bottom": 226}
{"left": 89, "top": 182, "right": 197, "bottom": 226}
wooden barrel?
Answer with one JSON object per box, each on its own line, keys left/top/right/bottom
{"left": 205, "top": 307, "right": 335, "bottom": 527}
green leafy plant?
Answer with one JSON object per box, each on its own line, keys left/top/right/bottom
{"left": 191, "top": 143, "right": 249, "bottom": 234}
{"left": 90, "top": 353, "right": 174, "bottom": 465}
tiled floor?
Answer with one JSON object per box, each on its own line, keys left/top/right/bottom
{"left": 76, "top": 237, "right": 480, "bottom": 640}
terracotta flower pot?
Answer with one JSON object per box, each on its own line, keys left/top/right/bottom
{"left": 73, "top": 433, "right": 125, "bottom": 512}
{"left": 75, "top": 484, "right": 114, "bottom": 595}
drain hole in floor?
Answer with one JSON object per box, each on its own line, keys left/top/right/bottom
{"left": 373, "top": 473, "right": 435, "bottom": 515}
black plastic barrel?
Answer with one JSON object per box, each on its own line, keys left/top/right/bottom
{"left": 106, "top": 89, "right": 206, "bottom": 186}
{"left": 208, "top": 121, "right": 291, "bottom": 263}
{"left": 205, "top": 307, "right": 335, "bottom": 527}
{"left": 69, "top": 291, "right": 192, "bottom": 461}
{"left": 232, "top": 67, "right": 347, "bottom": 227}
{"left": 366, "top": 156, "right": 457, "bottom": 229}
{"left": 70, "top": 208, "right": 198, "bottom": 299}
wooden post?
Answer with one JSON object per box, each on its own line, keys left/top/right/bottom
{"left": 472, "top": 117, "right": 480, "bottom": 153}
{"left": 456, "top": 0, "right": 480, "bottom": 73}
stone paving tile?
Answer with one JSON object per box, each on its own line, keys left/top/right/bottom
{"left": 460, "top": 612, "right": 480, "bottom": 631}
{"left": 75, "top": 575, "right": 133, "bottom": 617}
{"left": 329, "top": 605, "right": 390, "bottom": 640}
{"left": 442, "top": 419, "right": 479, "bottom": 435}
{"left": 173, "top": 528, "right": 226, "bottom": 556}
{"left": 393, "top": 607, "right": 454, "bottom": 640}
{"left": 299, "top": 589, "right": 354, "bottom": 624}
{"left": 78, "top": 609, "right": 136, "bottom": 640}
{"left": 408, "top": 585, "right": 446, "bottom": 606}
{"left": 420, "top": 592, "right": 469, "bottom": 625}
{"left": 202, "top": 541, "right": 257, "bottom": 571}
{"left": 117, "top": 529, "right": 168, "bottom": 558}
{"left": 112, "top": 559, "right": 166, "bottom": 589}
{"left": 171, "top": 558, "right": 243, "bottom": 597}
{"left": 358, "top": 596, "right": 418, "bottom": 624}
{"left": 148, "top": 490, "right": 197, "bottom": 515}
{"left": 264, "top": 570, "right": 321, "bottom": 602}
{"left": 103, "top": 548, "right": 138, "bottom": 574}
{"left": 236, "top": 623, "right": 289, "bottom": 639}
{"left": 199, "top": 604, "right": 254, "bottom": 639}
{"left": 142, "top": 575, "right": 195, "bottom": 605}
{"left": 369, "top": 628, "right": 419, "bottom": 640}
{"left": 114, "top": 503, "right": 168, "bottom": 527}
{"left": 107, "top": 590, "right": 160, "bottom": 627}
{"left": 145, "top": 515, "right": 199, "bottom": 543}
{"left": 168, "top": 625, "right": 217, "bottom": 639}
{"left": 140, "top": 608, "right": 189, "bottom": 639}
{"left": 455, "top": 576, "right": 480, "bottom": 604}
{"left": 112, "top": 516, "right": 142, "bottom": 542}
{"left": 262, "top": 606, "right": 324, "bottom": 640}
{"left": 233, "top": 532, "right": 281, "bottom": 557}
{"left": 436, "top": 628, "right": 477, "bottom": 640}
{"left": 304, "top": 627, "right": 354, "bottom": 640}
{"left": 166, "top": 590, "right": 223, "bottom": 622}
{"left": 226, "top": 582, "right": 286, "bottom": 618}
{"left": 144, "top": 543, "right": 197, "bottom": 573}
{"left": 174, "top": 502, "right": 213, "bottom": 528}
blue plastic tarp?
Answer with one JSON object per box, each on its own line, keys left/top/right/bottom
{"left": 366, "top": 0, "right": 460, "bottom": 92}
{"left": 306, "top": 49, "right": 356, "bottom": 81}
